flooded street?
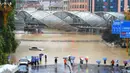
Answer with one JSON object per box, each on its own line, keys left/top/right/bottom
{"left": 15, "top": 30, "right": 129, "bottom": 65}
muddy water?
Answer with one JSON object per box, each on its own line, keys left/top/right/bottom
{"left": 15, "top": 32, "right": 129, "bottom": 65}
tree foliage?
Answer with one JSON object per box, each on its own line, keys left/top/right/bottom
{"left": 102, "top": 26, "right": 120, "bottom": 43}
{"left": 0, "top": 0, "right": 17, "bottom": 65}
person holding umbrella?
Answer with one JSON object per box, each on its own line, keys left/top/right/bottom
{"left": 39, "top": 53, "right": 44, "bottom": 63}
{"left": 123, "top": 60, "right": 128, "bottom": 66}
{"left": 111, "top": 60, "right": 115, "bottom": 67}
{"left": 63, "top": 57, "right": 67, "bottom": 66}
{"left": 85, "top": 56, "right": 89, "bottom": 64}
{"left": 70, "top": 56, "right": 75, "bottom": 66}
{"left": 103, "top": 57, "right": 107, "bottom": 64}
{"left": 80, "top": 57, "right": 84, "bottom": 65}
{"left": 96, "top": 60, "right": 101, "bottom": 67}
{"left": 54, "top": 57, "right": 58, "bottom": 64}
{"left": 115, "top": 59, "right": 119, "bottom": 67}
{"left": 68, "top": 55, "right": 71, "bottom": 63}
{"left": 64, "top": 59, "right": 67, "bottom": 66}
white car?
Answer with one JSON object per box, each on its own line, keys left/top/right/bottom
{"left": 29, "top": 47, "right": 44, "bottom": 51}
{"left": 19, "top": 58, "right": 29, "bottom": 64}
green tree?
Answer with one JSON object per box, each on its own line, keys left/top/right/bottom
{"left": 0, "top": 0, "right": 17, "bottom": 65}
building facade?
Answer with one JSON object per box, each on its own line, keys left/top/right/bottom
{"left": 128, "top": 0, "right": 130, "bottom": 9}
{"left": 69, "top": 0, "right": 88, "bottom": 11}
{"left": 92, "top": 0, "right": 118, "bottom": 12}
{"left": 16, "top": 0, "right": 40, "bottom": 10}
{"left": 63, "top": 0, "right": 69, "bottom": 11}
{"left": 89, "top": 0, "right": 130, "bottom": 13}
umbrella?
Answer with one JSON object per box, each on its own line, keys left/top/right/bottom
{"left": 70, "top": 56, "right": 75, "bottom": 60}
{"left": 63, "top": 57, "right": 68, "bottom": 59}
{"left": 80, "top": 57, "right": 84, "bottom": 60}
{"left": 123, "top": 60, "right": 127, "bottom": 64}
{"left": 115, "top": 60, "right": 119, "bottom": 63}
{"left": 96, "top": 60, "right": 101, "bottom": 64}
{"left": 54, "top": 57, "right": 58, "bottom": 58}
{"left": 127, "top": 59, "right": 130, "bottom": 63}
{"left": 85, "top": 56, "right": 89, "bottom": 60}
{"left": 39, "top": 53, "right": 44, "bottom": 56}
{"left": 103, "top": 57, "right": 107, "bottom": 61}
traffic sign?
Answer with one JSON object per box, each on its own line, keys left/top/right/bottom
{"left": 112, "top": 20, "right": 122, "bottom": 34}
{"left": 120, "top": 21, "right": 130, "bottom": 38}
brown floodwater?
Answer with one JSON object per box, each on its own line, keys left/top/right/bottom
{"left": 15, "top": 31, "right": 129, "bottom": 65}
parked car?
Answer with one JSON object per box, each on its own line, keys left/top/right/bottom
{"left": 29, "top": 47, "right": 44, "bottom": 51}
{"left": 122, "top": 66, "right": 130, "bottom": 73}
{"left": 18, "top": 64, "right": 28, "bottom": 73}
{"left": 19, "top": 58, "right": 29, "bottom": 64}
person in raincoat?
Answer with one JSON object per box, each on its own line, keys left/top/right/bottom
{"left": 111, "top": 60, "right": 115, "bottom": 67}
{"left": 36, "top": 56, "right": 39, "bottom": 66}
{"left": 34, "top": 56, "right": 37, "bottom": 66}
{"left": 31, "top": 56, "right": 35, "bottom": 66}
{"left": 64, "top": 59, "right": 67, "bottom": 66}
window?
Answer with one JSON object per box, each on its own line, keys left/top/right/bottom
{"left": 82, "top": 5, "right": 84, "bottom": 8}
{"left": 80, "top": 5, "right": 82, "bottom": 8}
{"left": 85, "top": 5, "right": 87, "bottom": 8}
{"left": 80, "top": 0, "right": 84, "bottom": 2}
{"left": 110, "top": 0, "right": 113, "bottom": 2}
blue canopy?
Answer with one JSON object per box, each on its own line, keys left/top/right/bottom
{"left": 96, "top": 60, "right": 101, "bottom": 64}
{"left": 103, "top": 57, "right": 107, "bottom": 60}
{"left": 70, "top": 56, "right": 75, "bottom": 60}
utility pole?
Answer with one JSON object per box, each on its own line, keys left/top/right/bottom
{"left": 124, "top": 8, "right": 130, "bottom": 54}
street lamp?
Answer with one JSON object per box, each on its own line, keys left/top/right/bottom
{"left": 0, "top": 1, "right": 12, "bottom": 28}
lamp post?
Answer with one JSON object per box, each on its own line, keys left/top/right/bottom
{"left": 0, "top": 1, "right": 12, "bottom": 28}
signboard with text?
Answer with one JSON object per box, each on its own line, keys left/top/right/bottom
{"left": 120, "top": 21, "right": 130, "bottom": 38}
{"left": 112, "top": 20, "right": 122, "bottom": 34}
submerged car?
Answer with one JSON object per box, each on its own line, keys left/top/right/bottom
{"left": 29, "top": 47, "right": 44, "bottom": 51}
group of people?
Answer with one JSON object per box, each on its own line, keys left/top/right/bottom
{"left": 31, "top": 54, "right": 47, "bottom": 66}
{"left": 63, "top": 56, "right": 88, "bottom": 67}
{"left": 96, "top": 59, "right": 128, "bottom": 67}
{"left": 30, "top": 54, "right": 129, "bottom": 68}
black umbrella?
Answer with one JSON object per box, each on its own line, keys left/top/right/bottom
{"left": 63, "top": 57, "right": 68, "bottom": 59}
{"left": 39, "top": 53, "right": 44, "bottom": 56}
{"left": 54, "top": 57, "right": 58, "bottom": 58}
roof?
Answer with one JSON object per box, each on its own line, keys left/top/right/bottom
{"left": 17, "top": 10, "right": 125, "bottom": 31}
